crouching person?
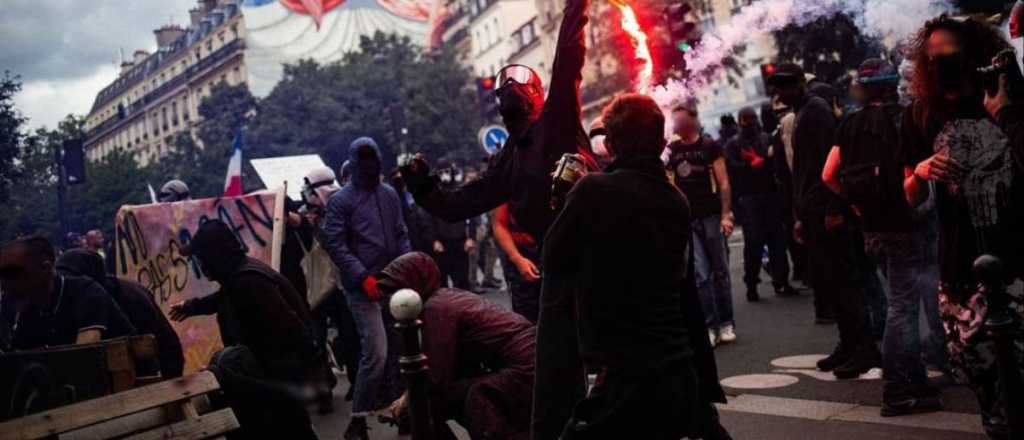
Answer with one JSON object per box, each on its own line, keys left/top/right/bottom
{"left": 170, "top": 220, "right": 320, "bottom": 440}
{"left": 378, "top": 252, "right": 534, "bottom": 440}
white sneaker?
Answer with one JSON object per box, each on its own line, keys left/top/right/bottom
{"left": 719, "top": 325, "right": 737, "bottom": 343}
{"left": 709, "top": 329, "right": 718, "bottom": 348}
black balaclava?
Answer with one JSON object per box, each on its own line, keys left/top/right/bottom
{"left": 737, "top": 107, "right": 760, "bottom": 139}
{"left": 187, "top": 220, "right": 246, "bottom": 283}
{"left": 497, "top": 83, "right": 543, "bottom": 135}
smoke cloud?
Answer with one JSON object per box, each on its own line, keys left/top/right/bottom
{"left": 650, "top": 0, "right": 955, "bottom": 111}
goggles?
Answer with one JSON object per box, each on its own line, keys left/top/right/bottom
{"left": 497, "top": 64, "right": 539, "bottom": 89}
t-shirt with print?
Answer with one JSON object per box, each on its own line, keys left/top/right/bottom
{"left": 899, "top": 99, "right": 1024, "bottom": 297}
{"left": 665, "top": 135, "right": 722, "bottom": 219}
{"left": 12, "top": 275, "right": 136, "bottom": 349}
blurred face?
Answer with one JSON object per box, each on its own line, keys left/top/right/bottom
{"left": 672, "top": 109, "right": 699, "bottom": 137}
{"left": 926, "top": 29, "right": 961, "bottom": 58}
{"left": 738, "top": 112, "right": 758, "bottom": 136}
{"left": 850, "top": 79, "right": 866, "bottom": 105}
{"left": 0, "top": 245, "right": 54, "bottom": 301}
{"left": 86, "top": 231, "right": 104, "bottom": 249}
{"left": 926, "top": 28, "right": 969, "bottom": 98}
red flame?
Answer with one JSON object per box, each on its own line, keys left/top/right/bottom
{"left": 612, "top": 0, "right": 654, "bottom": 93}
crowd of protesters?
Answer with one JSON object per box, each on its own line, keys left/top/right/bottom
{"left": 3, "top": 6, "right": 1024, "bottom": 440}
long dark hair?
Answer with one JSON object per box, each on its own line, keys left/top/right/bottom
{"left": 908, "top": 14, "right": 1009, "bottom": 131}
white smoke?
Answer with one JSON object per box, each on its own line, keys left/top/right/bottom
{"left": 649, "top": 0, "right": 956, "bottom": 111}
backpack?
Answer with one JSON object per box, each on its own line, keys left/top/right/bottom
{"left": 838, "top": 103, "right": 903, "bottom": 207}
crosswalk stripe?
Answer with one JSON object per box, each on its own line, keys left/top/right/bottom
{"left": 717, "top": 394, "right": 983, "bottom": 435}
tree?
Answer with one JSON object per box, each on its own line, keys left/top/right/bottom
{"left": 0, "top": 72, "right": 25, "bottom": 205}
{"left": 161, "top": 81, "right": 257, "bottom": 198}
{"left": 248, "top": 32, "right": 483, "bottom": 172}
{"left": 773, "top": 14, "right": 885, "bottom": 87}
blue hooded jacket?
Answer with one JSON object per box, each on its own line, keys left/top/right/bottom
{"left": 322, "top": 137, "right": 411, "bottom": 288}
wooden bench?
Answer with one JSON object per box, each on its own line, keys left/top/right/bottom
{"left": 0, "top": 371, "right": 238, "bottom": 440}
{"left": 0, "top": 335, "right": 164, "bottom": 420}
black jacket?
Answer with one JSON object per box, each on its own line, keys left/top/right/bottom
{"left": 184, "top": 258, "right": 317, "bottom": 380}
{"left": 792, "top": 95, "right": 845, "bottom": 228}
{"left": 724, "top": 131, "right": 778, "bottom": 197}
{"left": 535, "top": 155, "right": 726, "bottom": 440}
{"left": 408, "top": 0, "right": 594, "bottom": 242}
{"left": 106, "top": 278, "right": 185, "bottom": 378}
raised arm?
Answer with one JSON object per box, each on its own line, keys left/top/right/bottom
{"left": 544, "top": 0, "right": 589, "bottom": 126}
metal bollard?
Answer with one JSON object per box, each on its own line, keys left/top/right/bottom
{"left": 389, "top": 289, "right": 434, "bottom": 440}
{"left": 973, "top": 255, "right": 1024, "bottom": 437}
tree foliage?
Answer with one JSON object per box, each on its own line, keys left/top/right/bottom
{"left": 0, "top": 72, "right": 26, "bottom": 204}
{"left": 773, "top": 14, "right": 885, "bottom": 86}
{"left": 248, "top": 32, "right": 483, "bottom": 172}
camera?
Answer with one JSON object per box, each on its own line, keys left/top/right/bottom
{"left": 977, "top": 48, "right": 1024, "bottom": 99}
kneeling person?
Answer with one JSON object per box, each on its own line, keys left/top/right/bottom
{"left": 378, "top": 252, "right": 534, "bottom": 440}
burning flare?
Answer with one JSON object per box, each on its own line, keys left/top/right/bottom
{"left": 611, "top": 0, "right": 654, "bottom": 93}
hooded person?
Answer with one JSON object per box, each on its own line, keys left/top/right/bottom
{"left": 169, "top": 219, "right": 319, "bottom": 439}
{"left": 377, "top": 252, "right": 535, "bottom": 440}
{"left": 723, "top": 107, "right": 796, "bottom": 301}
{"left": 321, "top": 136, "right": 411, "bottom": 439}
{"left": 56, "top": 249, "right": 185, "bottom": 378}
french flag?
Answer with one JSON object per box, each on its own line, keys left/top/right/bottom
{"left": 223, "top": 131, "right": 244, "bottom": 197}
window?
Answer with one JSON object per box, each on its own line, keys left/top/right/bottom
{"left": 171, "top": 101, "right": 179, "bottom": 126}
{"left": 484, "top": 24, "right": 490, "bottom": 48}
{"left": 492, "top": 18, "right": 499, "bottom": 45}
{"left": 161, "top": 107, "right": 168, "bottom": 130}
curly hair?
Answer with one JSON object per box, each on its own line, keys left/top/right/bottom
{"left": 908, "top": 14, "right": 1010, "bottom": 130}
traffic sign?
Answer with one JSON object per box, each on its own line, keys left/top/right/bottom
{"left": 478, "top": 125, "right": 509, "bottom": 155}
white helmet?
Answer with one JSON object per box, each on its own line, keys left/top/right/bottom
{"left": 159, "top": 179, "right": 190, "bottom": 203}
{"left": 301, "top": 166, "right": 340, "bottom": 208}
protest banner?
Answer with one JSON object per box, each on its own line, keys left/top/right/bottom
{"left": 250, "top": 154, "right": 328, "bottom": 200}
{"left": 114, "top": 189, "right": 284, "bottom": 374}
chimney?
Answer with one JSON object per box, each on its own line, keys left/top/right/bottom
{"left": 154, "top": 25, "right": 186, "bottom": 49}
{"left": 189, "top": 8, "right": 204, "bottom": 27}
{"left": 133, "top": 50, "right": 149, "bottom": 65}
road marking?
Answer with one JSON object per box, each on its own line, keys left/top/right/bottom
{"left": 770, "top": 354, "right": 827, "bottom": 369}
{"left": 718, "top": 394, "right": 983, "bottom": 434}
{"left": 720, "top": 374, "right": 800, "bottom": 389}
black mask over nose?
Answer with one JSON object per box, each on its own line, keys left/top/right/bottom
{"left": 498, "top": 84, "right": 538, "bottom": 123}
{"left": 933, "top": 52, "right": 970, "bottom": 94}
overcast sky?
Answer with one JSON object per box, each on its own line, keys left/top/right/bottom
{"left": 1, "top": 0, "right": 197, "bottom": 130}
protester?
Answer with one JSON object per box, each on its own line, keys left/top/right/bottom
{"left": 822, "top": 58, "right": 942, "bottom": 415}
{"left": 769, "top": 63, "right": 881, "bottom": 379}
{"left": 391, "top": 168, "right": 435, "bottom": 255}
{"left": 0, "top": 236, "right": 135, "bottom": 349}
{"left": 724, "top": 106, "right": 797, "bottom": 301}
{"left": 301, "top": 166, "right": 363, "bottom": 406}
{"left": 539, "top": 93, "right": 729, "bottom": 439}
{"left": 158, "top": 179, "right": 191, "bottom": 203}
{"left": 84, "top": 230, "right": 104, "bottom": 256}
{"left": 62, "top": 232, "right": 84, "bottom": 252}
{"left": 718, "top": 113, "right": 739, "bottom": 144}
{"left": 379, "top": 252, "right": 535, "bottom": 440}
{"left": 900, "top": 16, "right": 1024, "bottom": 438}
{"left": 56, "top": 249, "right": 185, "bottom": 378}
{"left": 322, "top": 136, "right": 410, "bottom": 440}
{"left": 430, "top": 164, "right": 477, "bottom": 290}
{"left": 665, "top": 104, "right": 737, "bottom": 346}
{"left": 169, "top": 220, "right": 320, "bottom": 439}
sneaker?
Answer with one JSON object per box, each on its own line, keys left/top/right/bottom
{"left": 881, "top": 394, "right": 943, "bottom": 417}
{"left": 774, "top": 284, "right": 799, "bottom": 296}
{"left": 719, "top": 325, "right": 737, "bottom": 343}
{"left": 344, "top": 417, "right": 370, "bottom": 440}
{"left": 709, "top": 329, "right": 718, "bottom": 348}
{"left": 817, "top": 347, "right": 852, "bottom": 371}
{"left": 834, "top": 351, "right": 882, "bottom": 379}
{"left": 746, "top": 285, "right": 760, "bottom": 302}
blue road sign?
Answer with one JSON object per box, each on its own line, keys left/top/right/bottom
{"left": 478, "top": 125, "right": 509, "bottom": 155}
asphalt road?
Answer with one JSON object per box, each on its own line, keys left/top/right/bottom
{"left": 309, "top": 230, "right": 988, "bottom": 440}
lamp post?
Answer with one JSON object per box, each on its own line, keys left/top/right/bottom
{"left": 389, "top": 288, "right": 434, "bottom": 440}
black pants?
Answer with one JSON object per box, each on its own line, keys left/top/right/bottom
{"left": 737, "top": 194, "right": 791, "bottom": 288}
{"left": 561, "top": 363, "right": 701, "bottom": 440}
{"left": 806, "top": 219, "right": 872, "bottom": 354}
{"left": 436, "top": 245, "right": 471, "bottom": 290}
{"left": 208, "top": 346, "right": 319, "bottom": 440}
{"left": 313, "top": 290, "right": 360, "bottom": 389}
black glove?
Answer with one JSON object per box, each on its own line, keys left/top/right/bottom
{"left": 400, "top": 155, "right": 435, "bottom": 198}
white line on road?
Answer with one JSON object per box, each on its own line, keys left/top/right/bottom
{"left": 717, "top": 394, "right": 983, "bottom": 435}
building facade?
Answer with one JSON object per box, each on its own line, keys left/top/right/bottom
{"left": 84, "top": 0, "right": 247, "bottom": 166}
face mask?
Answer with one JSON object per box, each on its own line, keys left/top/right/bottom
{"left": 740, "top": 124, "right": 758, "bottom": 137}
{"left": 591, "top": 134, "right": 609, "bottom": 157}
{"left": 497, "top": 85, "right": 537, "bottom": 122}
{"left": 932, "top": 52, "right": 969, "bottom": 93}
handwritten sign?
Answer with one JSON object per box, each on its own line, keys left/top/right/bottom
{"left": 114, "top": 191, "right": 283, "bottom": 373}
{"left": 250, "top": 154, "right": 328, "bottom": 200}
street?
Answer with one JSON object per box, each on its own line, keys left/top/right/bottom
{"left": 308, "top": 231, "right": 987, "bottom": 439}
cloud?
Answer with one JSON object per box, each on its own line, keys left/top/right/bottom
{"left": 0, "top": 0, "right": 197, "bottom": 128}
